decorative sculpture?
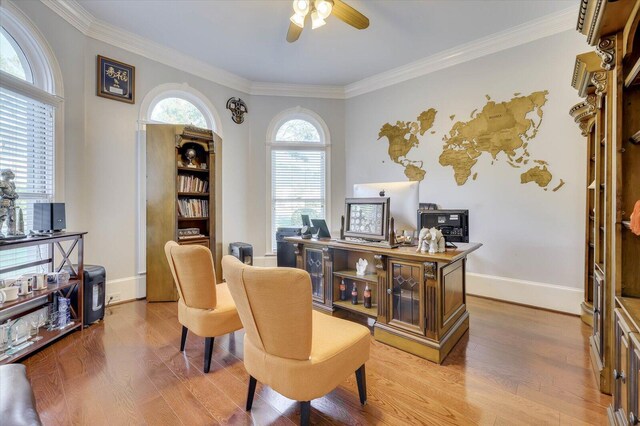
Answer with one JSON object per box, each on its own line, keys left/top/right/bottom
{"left": 226, "top": 97, "right": 248, "bottom": 124}
{"left": 355, "top": 258, "right": 368, "bottom": 276}
{"left": 0, "top": 169, "right": 23, "bottom": 239}
{"left": 416, "top": 227, "right": 445, "bottom": 254}
{"left": 631, "top": 200, "right": 640, "bottom": 236}
{"left": 184, "top": 148, "right": 197, "bottom": 168}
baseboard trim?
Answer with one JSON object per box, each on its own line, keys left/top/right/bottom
{"left": 253, "top": 256, "right": 277, "bottom": 267}
{"left": 106, "top": 275, "right": 143, "bottom": 304}
{"left": 467, "top": 272, "right": 583, "bottom": 315}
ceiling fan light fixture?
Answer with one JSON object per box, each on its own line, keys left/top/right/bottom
{"left": 314, "top": 0, "right": 332, "bottom": 20}
{"left": 290, "top": 13, "right": 305, "bottom": 28}
{"left": 292, "top": 0, "right": 310, "bottom": 16}
{"left": 311, "top": 10, "right": 326, "bottom": 29}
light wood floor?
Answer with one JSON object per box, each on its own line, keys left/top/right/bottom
{"left": 23, "top": 296, "right": 610, "bottom": 425}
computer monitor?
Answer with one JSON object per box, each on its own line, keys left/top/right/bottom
{"left": 418, "top": 209, "right": 469, "bottom": 243}
{"left": 353, "top": 181, "right": 419, "bottom": 233}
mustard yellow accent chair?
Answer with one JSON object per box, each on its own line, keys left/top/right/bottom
{"left": 222, "top": 255, "right": 370, "bottom": 426}
{"left": 164, "top": 241, "right": 243, "bottom": 373}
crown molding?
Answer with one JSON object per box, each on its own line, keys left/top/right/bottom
{"left": 40, "top": 0, "right": 91, "bottom": 33}
{"left": 40, "top": 0, "right": 252, "bottom": 94}
{"left": 343, "top": 6, "right": 577, "bottom": 98}
{"left": 38, "top": 0, "right": 576, "bottom": 100}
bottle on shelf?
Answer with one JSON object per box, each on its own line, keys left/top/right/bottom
{"left": 364, "top": 284, "right": 372, "bottom": 309}
{"left": 351, "top": 283, "right": 358, "bottom": 305}
{"left": 340, "top": 279, "right": 347, "bottom": 301}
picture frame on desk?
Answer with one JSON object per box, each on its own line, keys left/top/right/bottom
{"left": 344, "top": 197, "right": 390, "bottom": 242}
{"left": 96, "top": 55, "right": 135, "bottom": 104}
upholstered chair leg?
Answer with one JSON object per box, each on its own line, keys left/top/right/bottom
{"left": 203, "top": 337, "right": 215, "bottom": 373}
{"left": 246, "top": 376, "right": 257, "bottom": 411}
{"left": 300, "top": 401, "right": 311, "bottom": 426}
{"left": 180, "top": 326, "right": 188, "bottom": 352}
{"left": 355, "top": 364, "right": 367, "bottom": 405}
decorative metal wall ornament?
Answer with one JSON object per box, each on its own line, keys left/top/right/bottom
{"left": 226, "top": 97, "right": 248, "bottom": 124}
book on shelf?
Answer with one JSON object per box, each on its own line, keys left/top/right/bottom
{"left": 177, "top": 199, "right": 209, "bottom": 218}
{"left": 177, "top": 174, "right": 209, "bottom": 193}
{"left": 178, "top": 234, "right": 207, "bottom": 240}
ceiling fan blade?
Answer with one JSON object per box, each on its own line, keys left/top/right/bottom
{"left": 332, "top": 0, "right": 369, "bottom": 30}
{"left": 287, "top": 21, "right": 303, "bottom": 43}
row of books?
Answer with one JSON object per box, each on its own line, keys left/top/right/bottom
{"left": 177, "top": 174, "right": 209, "bottom": 193}
{"left": 177, "top": 199, "right": 209, "bottom": 218}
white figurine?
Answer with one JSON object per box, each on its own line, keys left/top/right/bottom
{"left": 356, "top": 258, "right": 368, "bottom": 276}
{"left": 416, "top": 227, "right": 445, "bottom": 254}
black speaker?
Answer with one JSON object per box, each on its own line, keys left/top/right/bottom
{"left": 33, "top": 203, "right": 66, "bottom": 232}
{"left": 229, "top": 242, "right": 253, "bottom": 265}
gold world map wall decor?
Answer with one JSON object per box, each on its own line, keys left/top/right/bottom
{"left": 377, "top": 91, "right": 564, "bottom": 191}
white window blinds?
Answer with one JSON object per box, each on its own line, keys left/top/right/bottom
{"left": 0, "top": 86, "right": 55, "bottom": 276}
{"left": 271, "top": 149, "right": 326, "bottom": 251}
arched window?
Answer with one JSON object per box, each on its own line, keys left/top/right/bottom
{"left": 0, "top": 3, "right": 63, "bottom": 276}
{"left": 267, "top": 107, "right": 331, "bottom": 252}
{"left": 150, "top": 97, "right": 207, "bottom": 128}
{"left": 0, "top": 27, "right": 32, "bottom": 82}
{"left": 141, "top": 84, "right": 219, "bottom": 131}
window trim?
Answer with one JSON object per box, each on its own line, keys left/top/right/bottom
{"left": 138, "top": 83, "right": 221, "bottom": 133}
{"left": 0, "top": 1, "right": 64, "bottom": 201}
{"left": 266, "top": 107, "right": 331, "bottom": 254}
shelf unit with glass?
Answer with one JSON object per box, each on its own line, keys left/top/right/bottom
{"left": 288, "top": 236, "right": 481, "bottom": 363}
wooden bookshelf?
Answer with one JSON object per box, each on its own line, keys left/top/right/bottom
{"left": 146, "top": 125, "right": 222, "bottom": 301}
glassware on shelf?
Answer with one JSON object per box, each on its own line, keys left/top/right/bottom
{"left": 30, "top": 315, "right": 42, "bottom": 341}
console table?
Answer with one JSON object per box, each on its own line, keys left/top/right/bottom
{"left": 0, "top": 232, "right": 86, "bottom": 364}
{"left": 286, "top": 237, "right": 481, "bottom": 363}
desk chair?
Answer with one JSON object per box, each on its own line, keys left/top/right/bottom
{"left": 222, "top": 255, "right": 370, "bottom": 425}
{"left": 164, "top": 242, "right": 242, "bottom": 373}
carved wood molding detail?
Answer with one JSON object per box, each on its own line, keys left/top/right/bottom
{"left": 374, "top": 254, "right": 386, "bottom": 271}
{"left": 569, "top": 93, "right": 598, "bottom": 136}
{"left": 576, "top": 0, "right": 607, "bottom": 45}
{"left": 322, "top": 247, "right": 331, "bottom": 261}
{"left": 424, "top": 262, "right": 437, "bottom": 280}
{"left": 596, "top": 36, "right": 616, "bottom": 70}
{"left": 591, "top": 71, "right": 608, "bottom": 106}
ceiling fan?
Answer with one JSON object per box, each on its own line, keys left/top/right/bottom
{"left": 287, "top": 0, "right": 369, "bottom": 43}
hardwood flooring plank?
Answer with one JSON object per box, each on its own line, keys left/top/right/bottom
{"left": 21, "top": 296, "right": 608, "bottom": 426}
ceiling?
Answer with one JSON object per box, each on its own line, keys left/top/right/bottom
{"left": 76, "top": 0, "right": 578, "bottom": 86}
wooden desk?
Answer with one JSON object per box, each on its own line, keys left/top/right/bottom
{"left": 285, "top": 237, "right": 481, "bottom": 363}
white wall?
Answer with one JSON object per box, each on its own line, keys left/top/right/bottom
{"left": 345, "top": 30, "right": 587, "bottom": 313}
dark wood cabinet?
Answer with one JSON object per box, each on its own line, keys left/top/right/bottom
{"left": 388, "top": 259, "right": 424, "bottom": 335}
{"left": 614, "top": 309, "right": 632, "bottom": 425}
{"left": 611, "top": 304, "right": 640, "bottom": 426}
{"left": 290, "top": 237, "right": 480, "bottom": 363}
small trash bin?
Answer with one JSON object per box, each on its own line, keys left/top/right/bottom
{"left": 65, "top": 264, "right": 106, "bottom": 326}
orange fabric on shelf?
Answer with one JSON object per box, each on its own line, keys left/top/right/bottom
{"left": 631, "top": 200, "right": 640, "bottom": 236}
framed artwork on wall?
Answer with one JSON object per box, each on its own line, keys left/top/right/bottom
{"left": 96, "top": 55, "right": 135, "bottom": 104}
